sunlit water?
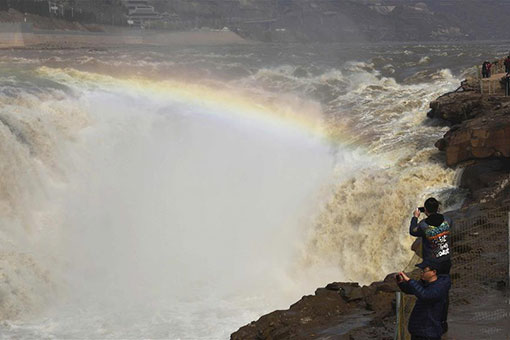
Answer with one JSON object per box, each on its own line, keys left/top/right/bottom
{"left": 0, "top": 41, "right": 508, "bottom": 338}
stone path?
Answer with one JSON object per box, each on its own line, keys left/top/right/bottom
{"left": 445, "top": 289, "right": 510, "bottom": 340}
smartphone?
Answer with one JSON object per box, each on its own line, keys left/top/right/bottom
{"left": 418, "top": 207, "right": 425, "bottom": 212}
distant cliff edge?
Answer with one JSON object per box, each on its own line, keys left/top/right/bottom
{"left": 3, "top": 0, "right": 510, "bottom": 43}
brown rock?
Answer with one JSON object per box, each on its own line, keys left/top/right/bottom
{"left": 324, "top": 282, "right": 364, "bottom": 302}
{"left": 460, "top": 78, "right": 479, "bottom": 92}
{"left": 231, "top": 277, "right": 404, "bottom": 339}
{"left": 348, "top": 287, "right": 365, "bottom": 302}
{"left": 438, "top": 113, "right": 510, "bottom": 166}
{"left": 364, "top": 291, "right": 395, "bottom": 317}
{"left": 435, "top": 138, "right": 447, "bottom": 151}
{"left": 231, "top": 283, "right": 355, "bottom": 340}
{"left": 361, "top": 285, "right": 377, "bottom": 298}
{"left": 428, "top": 91, "right": 484, "bottom": 123}
{"left": 325, "top": 282, "right": 359, "bottom": 291}
{"left": 376, "top": 274, "right": 401, "bottom": 293}
{"left": 429, "top": 89, "right": 510, "bottom": 124}
{"left": 459, "top": 159, "right": 510, "bottom": 203}
{"left": 471, "top": 146, "right": 494, "bottom": 158}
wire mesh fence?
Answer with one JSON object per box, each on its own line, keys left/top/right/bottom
{"left": 395, "top": 254, "right": 421, "bottom": 340}
{"left": 395, "top": 204, "right": 510, "bottom": 340}
{"left": 450, "top": 204, "right": 509, "bottom": 304}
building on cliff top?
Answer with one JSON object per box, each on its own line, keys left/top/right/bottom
{"left": 121, "top": 0, "right": 160, "bottom": 27}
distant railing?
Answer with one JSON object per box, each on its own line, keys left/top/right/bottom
{"left": 395, "top": 204, "right": 510, "bottom": 340}
{"left": 489, "top": 59, "right": 507, "bottom": 75}
{"left": 478, "top": 60, "right": 506, "bottom": 79}
{"left": 478, "top": 59, "right": 508, "bottom": 96}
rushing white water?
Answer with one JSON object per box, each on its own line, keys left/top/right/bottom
{"left": 0, "top": 70, "right": 355, "bottom": 338}
{"left": 2, "top": 41, "right": 502, "bottom": 338}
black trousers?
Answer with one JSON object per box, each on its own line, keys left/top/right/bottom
{"left": 411, "top": 336, "right": 441, "bottom": 340}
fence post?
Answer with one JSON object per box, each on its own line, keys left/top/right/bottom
{"left": 478, "top": 66, "right": 483, "bottom": 94}
{"left": 395, "top": 291, "right": 401, "bottom": 340}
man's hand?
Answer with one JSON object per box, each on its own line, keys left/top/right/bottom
{"left": 399, "top": 271, "right": 410, "bottom": 282}
{"left": 413, "top": 208, "right": 421, "bottom": 218}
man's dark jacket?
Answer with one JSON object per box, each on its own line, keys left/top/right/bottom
{"left": 398, "top": 275, "right": 451, "bottom": 338}
{"left": 410, "top": 213, "right": 452, "bottom": 263}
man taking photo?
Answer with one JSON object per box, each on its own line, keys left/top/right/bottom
{"left": 410, "top": 197, "right": 452, "bottom": 275}
{"left": 396, "top": 260, "right": 451, "bottom": 340}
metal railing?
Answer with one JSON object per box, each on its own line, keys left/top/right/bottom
{"left": 478, "top": 60, "right": 508, "bottom": 96}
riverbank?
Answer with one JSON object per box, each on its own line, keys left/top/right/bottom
{"left": 231, "top": 60, "right": 510, "bottom": 339}
{"left": 0, "top": 23, "right": 248, "bottom": 49}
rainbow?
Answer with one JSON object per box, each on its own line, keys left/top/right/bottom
{"left": 36, "top": 66, "right": 356, "bottom": 146}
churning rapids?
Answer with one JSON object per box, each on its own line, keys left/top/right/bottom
{"left": 0, "top": 42, "right": 507, "bottom": 339}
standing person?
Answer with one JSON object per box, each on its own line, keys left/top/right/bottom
{"left": 506, "top": 73, "right": 510, "bottom": 97}
{"left": 410, "top": 197, "right": 452, "bottom": 274}
{"left": 482, "top": 61, "right": 488, "bottom": 78}
{"left": 504, "top": 55, "right": 510, "bottom": 74}
{"left": 396, "top": 260, "right": 451, "bottom": 340}
{"left": 410, "top": 197, "right": 452, "bottom": 334}
{"left": 486, "top": 61, "right": 492, "bottom": 78}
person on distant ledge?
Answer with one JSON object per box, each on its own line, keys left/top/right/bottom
{"left": 482, "top": 61, "right": 489, "bottom": 78}
{"left": 410, "top": 197, "right": 452, "bottom": 334}
{"left": 504, "top": 55, "right": 510, "bottom": 74}
{"left": 396, "top": 259, "right": 451, "bottom": 340}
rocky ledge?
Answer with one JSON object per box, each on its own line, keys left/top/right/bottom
{"left": 232, "top": 277, "right": 399, "bottom": 340}
{"left": 231, "top": 60, "right": 510, "bottom": 340}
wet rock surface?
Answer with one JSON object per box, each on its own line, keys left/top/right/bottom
{"left": 231, "top": 279, "right": 398, "bottom": 340}
{"left": 436, "top": 112, "right": 510, "bottom": 166}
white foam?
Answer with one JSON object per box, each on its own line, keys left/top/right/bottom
{"left": 0, "top": 50, "right": 466, "bottom": 338}
{"left": 0, "top": 76, "right": 348, "bottom": 338}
